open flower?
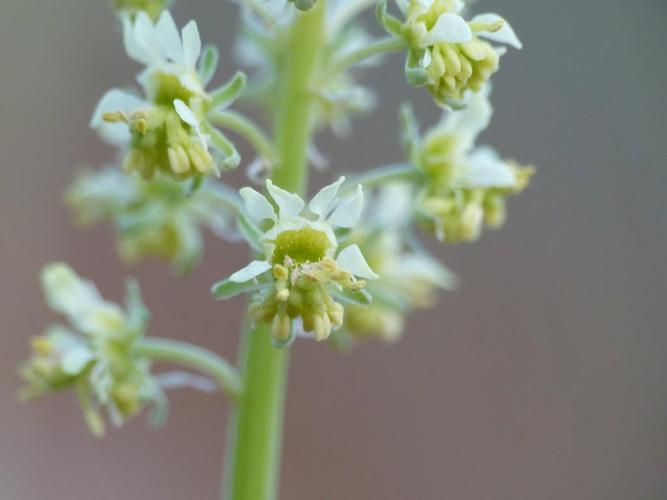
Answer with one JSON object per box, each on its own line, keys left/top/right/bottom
{"left": 91, "top": 11, "right": 241, "bottom": 180}
{"left": 403, "top": 86, "right": 534, "bottom": 242}
{"left": 20, "top": 264, "right": 166, "bottom": 436}
{"left": 67, "top": 168, "right": 240, "bottom": 272}
{"left": 382, "top": 0, "right": 521, "bottom": 105}
{"left": 212, "top": 178, "right": 378, "bottom": 344}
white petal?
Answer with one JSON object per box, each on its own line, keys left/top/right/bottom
{"left": 229, "top": 260, "right": 272, "bottom": 283}
{"left": 461, "top": 147, "right": 516, "bottom": 188}
{"left": 399, "top": 255, "right": 457, "bottom": 289}
{"left": 132, "top": 11, "right": 161, "bottom": 63}
{"left": 155, "top": 10, "right": 182, "bottom": 62}
{"left": 266, "top": 180, "right": 305, "bottom": 219}
{"left": 442, "top": 84, "right": 492, "bottom": 145}
{"left": 90, "top": 89, "right": 146, "bottom": 128}
{"left": 41, "top": 263, "right": 103, "bottom": 320}
{"left": 239, "top": 187, "right": 276, "bottom": 222}
{"left": 181, "top": 20, "right": 202, "bottom": 70}
{"left": 336, "top": 244, "right": 379, "bottom": 280}
{"left": 375, "top": 183, "right": 414, "bottom": 227}
{"left": 123, "top": 13, "right": 154, "bottom": 64}
{"left": 423, "top": 13, "right": 472, "bottom": 45}
{"left": 309, "top": 176, "right": 345, "bottom": 218}
{"left": 62, "top": 346, "right": 95, "bottom": 375}
{"left": 327, "top": 185, "right": 363, "bottom": 228}
{"left": 173, "top": 99, "right": 198, "bottom": 126}
{"left": 472, "top": 13, "right": 522, "bottom": 49}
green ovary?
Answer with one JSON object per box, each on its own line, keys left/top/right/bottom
{"left": 271, "top": 227, "right": 331, "bottom": 265}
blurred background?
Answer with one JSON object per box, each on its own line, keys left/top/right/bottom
{"left": 1, "top": 1, "right": 666, "bottom": 499}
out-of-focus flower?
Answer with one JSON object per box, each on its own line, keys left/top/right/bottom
{"left": 212, "top": 177, "right": 378, "bottom": 344}
{"left": 403, "top": 86, "right": 534, "bottom": 242}
{"left": 342, "top": 183, "right": 457, "bottom": 342}
{"left": 234, "top": 0, "right": 378, "bottom": 138}
{"left": 67, "top": 168, "right": 241, "bottom": 272}
{"left": 20, "top": 264, "right": 166, "bottom": 436}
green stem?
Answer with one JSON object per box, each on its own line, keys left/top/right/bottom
{"left": 324, "top": 36, "right": 406, "bottom": 80}
{"left": 209, "top": 111, "right": 279, "bottom": 164}
{"left": 223, "top": 4, "right": 327, "bottom": 500}
{"left": 341, "top": 162, "right": 423, "bottom": 194}
{"left": 137, "top": 338, "right": 242, "bottom": 399}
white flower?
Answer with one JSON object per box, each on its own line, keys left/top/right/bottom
{"left": 230, "top": 177, "right": 377, "bottom": 283}
{"left": 123, "top": 10, "right": 204, "bottom": 94}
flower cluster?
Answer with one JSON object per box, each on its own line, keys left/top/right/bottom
{"left": 404, "top": 86, "right": 534, "bottom": 242}
{"left": 213, "top": 177, "right": 378, "bottom": 344}
{"left": 20, "top": 264, "right": 165, "bottom": 436}
{"left": 341, "top": 183, "right": 457, "bottom": 342}
{"left": 379, "top": 0, "right": 521, "bottom": 105}
{"left": 67, "top": 168, "right": 240, "bottom": 272}
{"left": 92, "top": 11, "right": 241, "bottom": 181}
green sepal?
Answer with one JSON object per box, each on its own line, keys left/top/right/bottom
{"left": 271, "top": 322, "right": 296, "bottom": 349}
{"left": 210, "top": 72, "right": 247, "bottom": 111}
{"left": 211, "top": 278, "right": 266, "bottom": 301}
{"left": 146, "top": 386, "right": 169, "bottom": 429}
{"left": 399, "top": 103, "right": 420, "bottom": 161}
{"left": 185, "top": 173, "right": 204, "bottom": 196}
{"left": 203, "top": 123, "right": 241, "bottom": 171}
{"left": 125, "top": 278, "right": 150, "bottom": 334}
{"left": 404, "top": 53, "right": 430, "bottom": 87}
{"left": 376, "top": 0, "right": 404, "bottom": 37}
{"left": 442, "top": 97, "right": 468, "bottom": 111}
{"left": 288, "top": 0, "right": 316, "bottom": 11}
{"left": 236, "top": 214, "right": 264, "bottom": 253}
{"left": 198, "top": 45, "right": 219, "bottom": 87}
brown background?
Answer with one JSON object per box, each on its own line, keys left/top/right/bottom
{"left": 1, "top": 1, "right": 666, "bottom": 499}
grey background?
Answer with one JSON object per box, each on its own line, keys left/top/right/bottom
{"left": 1, "top": 1, "right": 666, "bottom": 499}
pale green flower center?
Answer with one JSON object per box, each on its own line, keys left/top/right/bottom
{"left": 149, "top": 73, "right": 196, "bottom": 107}
{"left": 271, "top": 227, "right": 331, "bottom": 265}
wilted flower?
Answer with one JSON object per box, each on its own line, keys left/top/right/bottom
{"left": 20, "top": 264, "right": 166, "bottom": 436}
{"left": 212, "top": 177, "right": 378, "bottom": 344}
{"left": 342, "top": 183, "right": 456, "bottom": 342}
{"left": 380, "top": 0, "right": 521, "bottom": 105}
{"left": 403, "top": 86, "right": 534, "bottom": 242}
{"left": 91, "top": 11, "right": 241, "bottom": 180}
{"left": 67, "top": 168, "right": 240, "bottom": 272}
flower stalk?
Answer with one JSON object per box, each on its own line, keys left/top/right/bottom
{"left": 137, "top": 337, "right": 242, "bottom": 398}
{"left": 223, "top": 3, "right": 327, "bottom": 500}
